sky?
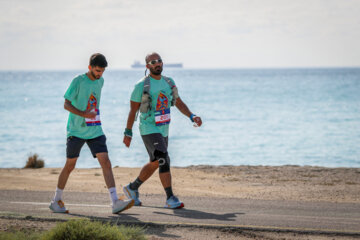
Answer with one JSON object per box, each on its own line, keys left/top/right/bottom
{"left": 1, "top": 0, "right": 360, "bottom": 70}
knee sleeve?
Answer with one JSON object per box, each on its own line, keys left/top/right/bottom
{"left": 154, "top": 150, "right": 170, "bottom": 173}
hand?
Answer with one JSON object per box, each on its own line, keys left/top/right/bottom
{"left": 123, "top": 135, "right": 132, "bottom": 148}
{"left": 193, "top": 116, "right": 202, "bottom": 127}
{"left": 83, "top": 108, "right": 97, "bottom": 119}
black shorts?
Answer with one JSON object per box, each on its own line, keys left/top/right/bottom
{"left": 66, "top": 135, "right": 108, "bottom": 159}
{"left": 141, "top": 133, "right": 168, "bottom": 162}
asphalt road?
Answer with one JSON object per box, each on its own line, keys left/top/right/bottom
{"left": 0, "top": 190, "right": 359, "bottom": 235}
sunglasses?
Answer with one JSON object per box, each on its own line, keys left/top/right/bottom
{"left": 147, "top": 59, "right": 163, "bottom": 65}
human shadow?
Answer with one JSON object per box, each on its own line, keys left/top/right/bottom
{"left": 152, "top": 207, "right": 244, "bottom": 221}
{"left": 67, "top": 212, "right": 139, "bottom": 222}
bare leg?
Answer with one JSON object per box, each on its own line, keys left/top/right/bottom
{"left": 137, "top": 160, "right": 172, "bottom": 188}
{"left": 57, "top": 157, "right": 77, "bottom": 189}
{"left": 159, "top": 172, "right": 172, "bottom": 189}
{"left": 137, "top": 161, "right": 159, "bottom": 182}
{"left": 96, "top": 152, "right": 115, "bottom": 188}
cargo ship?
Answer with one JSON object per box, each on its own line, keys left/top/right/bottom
{"left": 131, "top": 61, "right": 183, "bottom": 68}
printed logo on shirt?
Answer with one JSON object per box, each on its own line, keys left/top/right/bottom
{"left": 156, "top": 92, "right": 169, "bottom": 111}
{"left": 85, "top": 93, "right": 101, "bottom": 126}
{"left": 155, "top": 91, "right": 170, "bottom": 126}
{"left": 87, "top": 93, "right": 97, "bottom": 109}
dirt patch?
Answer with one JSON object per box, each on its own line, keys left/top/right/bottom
{"left": 0, "top": 165, "right": 359, "bottom": 203}
{"left": 1, "top": 218, "right": 358, "bottom": 240}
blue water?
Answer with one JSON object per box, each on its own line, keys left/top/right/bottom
{"left": 0, "top": 68, "right": 359, "bottom": 168}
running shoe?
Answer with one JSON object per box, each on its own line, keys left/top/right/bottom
{"left": 112, "top": 199, "right": 134, "bottom": 214}
{"left": 164, "top": 196, "right": 184, "bottom": 209}
{"left": 49, "top": 200, "right": 69, "bottom": 213}
{"left": 123, "top": 184, "right": 142, "bottom": 206}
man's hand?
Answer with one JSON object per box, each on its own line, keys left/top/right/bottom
{"left": 83, "top": 108, "right": 97, "bottom": 119}
{"left": 123, "top": 136, "right": 132, "bottom": 148}
{"left": 193, "top": 116, "right": 202, "bottom": 127}
{"left": 123, "top": 101, "right": 140, "bottom": 148}
{"left": 64, "top": 99, "right": 97, "bottom": 119}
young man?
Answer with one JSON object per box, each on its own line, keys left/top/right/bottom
{"left": 123, "top": 52, "right": 202, "bottom": 208}
{"left": 49, "top": 53, "right": 134, "bottom": 214}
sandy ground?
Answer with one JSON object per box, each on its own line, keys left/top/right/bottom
{"left": 0, "top": 165, "right": 359, "bottom": 203}
{"left": 1, "top": 218, "right": 359, "bottom": 240}
{"left": 0, "top": 165, "right": 359, "bottom": 239}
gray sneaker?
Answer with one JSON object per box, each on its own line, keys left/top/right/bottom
{"left": 165, "top": 196, "right": 184, "bottom": 209}
{"left": 123, "top": 184, "right": 142, "bottom": 206}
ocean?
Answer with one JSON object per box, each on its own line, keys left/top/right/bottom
{"left": 0, "top": 68, "right": 359, "bottom": 168}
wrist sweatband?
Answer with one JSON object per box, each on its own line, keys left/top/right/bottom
{"left": 124, "top": 128, "right": 133, "bottom": 137}
{"left": 190, "top": 114, "right": 196, "bottom": 122}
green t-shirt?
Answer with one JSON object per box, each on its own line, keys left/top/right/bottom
{"left": 64, "top": 73, "right": 104, "bottom": 139}
{"left": 131, "top": 76, "right": 177, "bottom": 137}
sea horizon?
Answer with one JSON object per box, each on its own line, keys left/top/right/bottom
{"left": 1, "top": 66, "right": 360, "bottom": 72}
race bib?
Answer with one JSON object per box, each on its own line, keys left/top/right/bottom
{"left": 85, "top": 109, "right": 101, "bottom": 126}
{"left": 155, "top": 108, "right": 170, "bottom": 126}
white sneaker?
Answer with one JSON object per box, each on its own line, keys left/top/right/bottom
{"left": 112, "top": 199, "right": 134, "bottom": 214}
{"left": 49, "top": 200, "right": 69, "bottom": 213}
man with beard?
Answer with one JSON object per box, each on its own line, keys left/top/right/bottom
{"left": 122, "top": 52, "right": 202, "bottom": 208}
{"left": 49, "top": 53, "right": 134, "bottom": 214}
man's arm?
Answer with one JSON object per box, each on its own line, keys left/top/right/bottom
{"left": 64, "top": 99, "right": 97, "bottom": 119}
{"left": 123, "top": 101, "right": 141, "bottom": 148}
{"left": 175, "top": 97, "right": 202, "bottom": 127}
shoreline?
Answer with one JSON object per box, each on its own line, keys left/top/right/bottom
{"left": 3, "top": 164, "right": 360, "bottom": 170}
{"left": 0, "top": 165, "right": 359, "bottom": 203}
{"left": 4, "top": 163, "right": 360, "bottom": 168}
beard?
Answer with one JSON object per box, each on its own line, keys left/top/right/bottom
{"left": 90, "top": 70, "right": 100, "bottom": 79}
{"left": 150, "top": 66, "right": 162, "bottom": 75}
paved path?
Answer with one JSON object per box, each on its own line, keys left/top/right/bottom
{"left": 0, "top": 190, "right": 359, "bottom": 235}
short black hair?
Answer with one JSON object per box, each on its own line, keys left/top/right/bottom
{"left": 89, "top": 53, "right": 108, "bottom": 68}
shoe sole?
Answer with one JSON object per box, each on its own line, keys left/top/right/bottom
{"left": 112, "top": 199, "right": 135, "bottom": 214}
{"left": 165, "top": 202, "right": 185, "bottom": 209}
{"left": 123, "top": 187, "right": 142, "bottom": 206}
